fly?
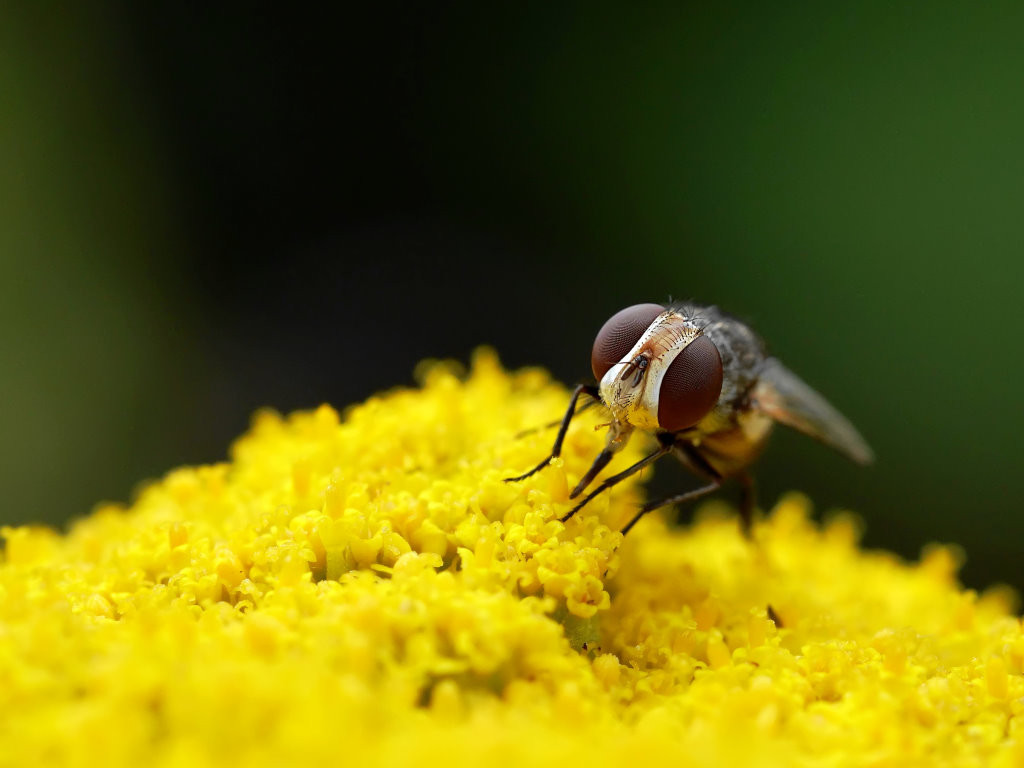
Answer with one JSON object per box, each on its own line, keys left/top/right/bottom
{"left": 505, "top": 302, "right": 873, "bottom": 535}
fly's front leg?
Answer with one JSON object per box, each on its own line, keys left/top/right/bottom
{"left": 513, "top": 398, "right": 598, "bottom": 439}
{"left": 561, "top": 438, "right": 674, "bottom": 523}
{"left": 504, "top": 383, "right": 600, "bottom": 483}
{"left": 621, "top": 440, "right": 723, "bottom": 535}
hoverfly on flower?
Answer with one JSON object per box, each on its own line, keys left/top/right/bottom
{"left": 507, "top": 302, "right": 873, "bottom": 533}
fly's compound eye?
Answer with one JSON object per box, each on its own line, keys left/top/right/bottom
{"left": 657, "top": 335, "right": 723, "bottom": 431}
{"left": 591, "top": 303, "right": 665, "bottom": 380}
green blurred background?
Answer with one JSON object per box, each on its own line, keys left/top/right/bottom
{"left": 2, "top": 3, "right": 1022, "bottom": 591}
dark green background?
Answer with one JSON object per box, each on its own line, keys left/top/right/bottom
{"left": 2, "top": 4, "right": 1021, "bottom": 591}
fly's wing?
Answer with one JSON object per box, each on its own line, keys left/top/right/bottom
{"left": 750, "top": 358, "right": 874, "bottom": 465}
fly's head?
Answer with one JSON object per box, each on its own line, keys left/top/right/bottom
{"left": 591, "top": 303, "right": 724, "bottom": 433}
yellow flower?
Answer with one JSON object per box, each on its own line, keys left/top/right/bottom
{"left": 1, "top": 349, "right": 1021, "bottom": 767}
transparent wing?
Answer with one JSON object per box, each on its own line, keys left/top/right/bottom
{"left": 750, "top": 358, "right": 874, "bottom": 465}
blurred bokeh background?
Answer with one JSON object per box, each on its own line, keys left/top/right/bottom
{"left": 2, "top": 3, "right": 1022, "bottom": 591}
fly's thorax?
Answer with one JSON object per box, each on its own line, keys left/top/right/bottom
{"left": 693, "top": 409, "right": 774, "bottom": 477}
{"left": 599, "top": 310, "right": 704, "bottom": 430}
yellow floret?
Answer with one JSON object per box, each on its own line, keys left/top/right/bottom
{"left": 0, "top": 349, "right": 1020, "bottom": 767}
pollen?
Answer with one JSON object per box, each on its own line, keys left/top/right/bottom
{"left": 0, "top": 349, "right": 1020, "bottom": 766}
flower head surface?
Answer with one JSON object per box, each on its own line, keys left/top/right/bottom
{"left": 0, "top": 350, "right": 1021, "bottom": 767}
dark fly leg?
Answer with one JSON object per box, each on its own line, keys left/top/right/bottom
{"left": 736, "top": 471, "right": 756, "bottom": 535}
{"left": 621, "top": 481, "right": 721, "bottom": 535}
{"left": 560, "top": 433, "right": 676, "bottom": 523}
{"left": 504, "top": 384, "right": 600, "bottom": 483}
{"left": 621, "top": 441, "right": 723, "bottom": 535}
{"left": 567, "top": 448, "right": 615, "bottom": 500}
{"left": 513, "top": 398, "right": 599, "bottom": 439}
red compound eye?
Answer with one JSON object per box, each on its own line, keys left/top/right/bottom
{"left": 591, "top": 303, "right": 665, "bottom": 380}
{"left": 657, "top": 335, "right": 723, "bottom": 431}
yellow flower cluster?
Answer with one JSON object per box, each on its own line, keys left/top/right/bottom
{"left": 2, "top": 350, "right": 1022, "bottom": 767}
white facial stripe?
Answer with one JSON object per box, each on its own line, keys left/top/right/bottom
{"left": 599, "top": 310, "right": 702, "bottom": 430}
